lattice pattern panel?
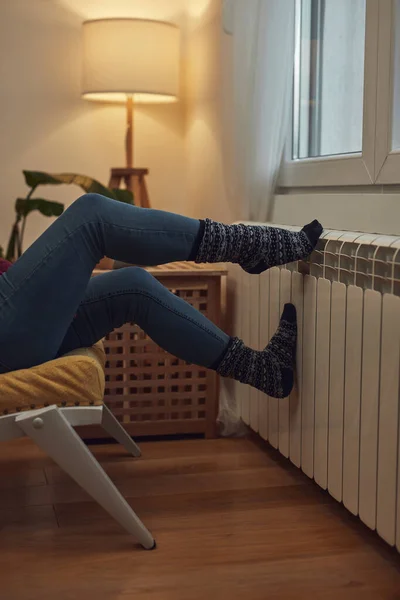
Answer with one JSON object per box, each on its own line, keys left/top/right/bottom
{"left": 103, "top": 277, "right": 221, "bottom": 437}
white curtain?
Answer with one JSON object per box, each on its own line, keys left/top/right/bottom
{"left": 222, "top": 0, "right": 295, "bottom": 222}
{"left": 217, "top": 1, "right": 295, "bottom": 437}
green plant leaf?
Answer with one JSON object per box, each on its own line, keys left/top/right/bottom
{"left": 111, "top": 188, "right": 135, "bottom": 205}
{"left": 15, "top": 198, "right": 64, "bottom": 218}
{"left": 23, "top": 171, "right": 116, "bottom": 200}
{"left": 23, "top": 171, "right": 61, "bottom": 188}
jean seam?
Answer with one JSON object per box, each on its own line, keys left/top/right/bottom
{"left": 3, "top": 219, "right": 196, "bottom": 302}
{"left": 79, "top": 289, "right": 226, "bottom": 344}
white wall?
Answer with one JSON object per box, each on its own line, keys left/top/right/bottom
{"left": 0, "top": 0, "right": 242, "bottom": 260}
{"left": 185, "top": 0, "right": 236, "bottom": 223}
{"left": 0, "top": 0, "right": 188, "bottom": 253}
{"left": 4, "top": 0, "right": 393, "bottom": 250}
{"left": 272, "top": 192, "right": 400, "bottom": 236}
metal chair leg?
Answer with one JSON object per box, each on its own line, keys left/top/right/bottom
{"left": 16, "top": 406, "right": 155, "bottom": 549}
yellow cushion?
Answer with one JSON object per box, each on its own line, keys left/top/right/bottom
{"left": 0, "top": 342, "right": 105, "bottom": 415}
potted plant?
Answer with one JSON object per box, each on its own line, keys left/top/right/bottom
{"left": 5, "top": 171, "right": 134, "bottom": 268}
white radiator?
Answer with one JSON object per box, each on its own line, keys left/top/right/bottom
{"left": 229, "top": 227, "right": 400, "bottom": 550}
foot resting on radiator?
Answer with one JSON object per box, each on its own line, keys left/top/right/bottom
{"left": 195, "top": 219, "right": 323, "bottom": 274}
{"left": 215, "top": 304, "right": 297, "bottom": 399}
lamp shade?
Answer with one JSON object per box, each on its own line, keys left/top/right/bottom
{"left": 82, "top": 19, "right": 180, "bottom": 103}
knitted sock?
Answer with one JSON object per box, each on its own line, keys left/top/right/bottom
{"left": 194, "top": 219, "right": 323, "bottom": 273}
{"left": 215, "top": 304, "right": 297, "bottom": 399}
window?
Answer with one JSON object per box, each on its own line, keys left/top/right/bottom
{"left": 293, "top": 0, "right": 366, "bottom": 160}
{"left": 282, "top": 0, "right": 400, "bottom": 187}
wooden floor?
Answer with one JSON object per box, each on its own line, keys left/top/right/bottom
{"left": 1, "top": 435, "right": 400, "bottom": 600}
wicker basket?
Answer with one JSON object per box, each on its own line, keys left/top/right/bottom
{"left": 96, "top": 262, "right": 226, "bottom": 439}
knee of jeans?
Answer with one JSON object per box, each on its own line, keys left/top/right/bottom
{"left": 125, "top": 266, "right": 155, "bottom": 285}
{"left": 70, "top": 193, "right": 110, "bottom": 217}
{"left": 119, "top": 266, "right": 161, "bottom": 293}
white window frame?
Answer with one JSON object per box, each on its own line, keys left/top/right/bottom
{"left": 280, "top": 0, "right": 397, "bottom": 188}
{"left": 375, "top": 0, "right": 400, "bottom": 183}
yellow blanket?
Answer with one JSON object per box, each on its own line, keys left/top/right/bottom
{"left": 0, "top": 342, "right": 105, "bottom": 415}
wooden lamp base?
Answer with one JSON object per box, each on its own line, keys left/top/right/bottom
{"left": 108, "top": 97, "right": 151, "bottom": 209}
{"left": 97, "top": 101, "right": 151, "bottom": 270}
{"left": 97, "top": 167, "right": 149, "bottom": 269}
{"left": 109, "top": 167, "right": 150, "bottom": 209}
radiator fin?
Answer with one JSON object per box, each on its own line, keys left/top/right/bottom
{"left": 314, "top": 278, "right": 331, "bottom": 490}
{"left": 343, "top": 285, "right": 363, "bottom": 516}
{"left": 301, "top": 275, "right": 317, "bottom": 479}
{"left": 268, "top": 268, "right": 281, "bottom": 449}
{"left": 328, "top": 282, "right": 347, "bottom": 502}
{"left": 359, "top": 290, "right": 382, "bottom": 531}
{"left": 377, "top": 294, "right": 400, "bottom": 546}
{"left": 289, "top": 272, "right": 304, "bottom": 468}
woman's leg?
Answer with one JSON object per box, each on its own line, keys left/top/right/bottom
{"left": 0, "top": 194, "right": 201, "bottom": 372}
{"left": 0, "top": 192, "right": 313, "bottom": 374}
{"left": 58, "top": 268, "right": 230, "bottom": 368}
{"left": 57, "top": 268, "right": 297, "bottom": 399}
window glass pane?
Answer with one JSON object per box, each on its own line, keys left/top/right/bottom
{"left": 292, "top": 0, "right": 366, "bottom": 160}
{"left": 392, "top": 0, "right": 400, "bottom": 149}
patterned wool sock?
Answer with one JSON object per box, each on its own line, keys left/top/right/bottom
{"left": 215, "top": 304, "right": 297, "bottom": 399}
{"left": 194, "top": 219, "right": 323, "bottom": 273}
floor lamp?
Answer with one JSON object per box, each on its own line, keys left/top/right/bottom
{"left": 81, "top": 18, "right": 180, "bottom": 208}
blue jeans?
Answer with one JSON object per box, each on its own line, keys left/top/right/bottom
{"left": 0, "top": 194, "right": 230, "bottom": 374}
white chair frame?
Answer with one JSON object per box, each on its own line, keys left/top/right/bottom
{"left": 0, "top": 404, "right": 156, "bottom": 550}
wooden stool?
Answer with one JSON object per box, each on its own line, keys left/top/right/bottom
{"left": 92, "top": 262, "right": 227, "bottom": 439}
{"left": 109, "top": 167, "right": 150, "bottom": 209}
